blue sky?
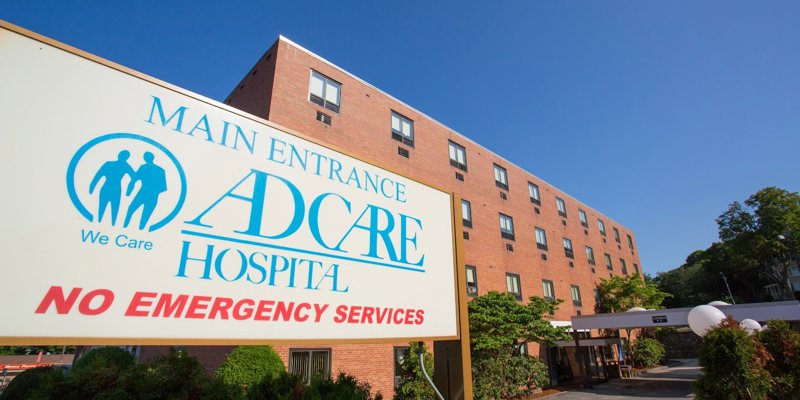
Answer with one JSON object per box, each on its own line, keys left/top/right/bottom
{"left": 2, "top": 1, "right": 798, "bottom": 275}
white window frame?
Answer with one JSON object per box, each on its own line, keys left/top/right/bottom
{"left": 563, "top": 237, "right": 574, "bottom": 258}
{"left": 585, "top": 246, "right": 595, "bottom": 265}
{"left": 308, "top": 71, "right": 341, "bottom": 113}
{"left": 461, "top": 199, "right": 472, "bottom": 228}
{"left": 493, "top": 164, "right": 508, "bottom": 190}
{"left": 506, "top": 273, "right": 522, "bottom": 300}
{"left": 598, "top": 219, "right": 607, "bottom": 236}
{"left": 535, "top": 227, "right": 548, "bottom": 250}
{"left": 466, "top": 265, "right": 478, "bottom": 297}
{"left": 289, "top": 348, "right": 331, "bottom": 384}
{"left": 556, "top": 197, "right": 567, "bottom": 217}
{"left": 391, "top": 111, "right": 414, "bottom": 146}
{"left": 528, "top": 182, "right": 541, "bottom": 204}
{"left": 571, "top": 285, "right": 582, "bottom": 306}
{"left": 579, "top": 209, "right": 588, "bottom": 226}
{"left": 605, "top": 253, "right": 613, "bottom": 271}
{"left": 448, "top": 141, "right": 467, "bottom": 171}
{"left": 500, "top": 213, "right": 515, "bottom": 240}
{"left": 542, "top": 279, "right": 555, "bottom": 300}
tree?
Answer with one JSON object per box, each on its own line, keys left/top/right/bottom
{"left": 467, "top": 291, "right": 569, "bottom": 399}
{"left": 596, "top": 273, "right": 670, "bottom": 313}
{"left": 392, "top": 342, "right": 433, "bottom": 400}
{"left": 693, "top": 317, "right": 772, "bottom": 400}
{"left": 716, "top": 187, "right": 800, "bottom": 300}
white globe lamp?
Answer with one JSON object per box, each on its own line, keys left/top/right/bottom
{"left": 740, "top": 319, "right": 762, "bottom": 334}
{"left": 708, "top": 301, "right": 730, "bottom": 306}
{"left": 627, "top": 307, "right": 646, "bottom": 312}
{"left": 687, "top": 305, "right": 726, "bottom": 336}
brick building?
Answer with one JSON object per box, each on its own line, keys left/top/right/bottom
{"left": 139, "top": 36, "right": 643, "bottom": 397}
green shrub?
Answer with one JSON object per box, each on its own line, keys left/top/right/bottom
{"left": 247, "top": 372, "right": 304, "bottom": 400}
{"left": 72, "top": 347, "right": 135, "bottom": 373}
{"left": 759, "top": 320, "right": 800, "bottom": 399}
{"left": 694, "top": 318, "right": 772, "bottom": 400}
{"left": 215, "top": 346, "right": 285, "bottom": 392}
{"left": 121, "top": 348, "right": 207, "bottom": 400}
{"left": 302, "top": 372, "right": 381, "bottom": 400}
{"left": 393, "top": 342, "right": 433, "bottom": 400}
{"left": 0, "top": 367, "right": 61, "bottom": 400}
{"left": 472, "top": 352, "right": 548, "bottom": 400}
{"left": 631, "top": 338, "right": 665, "bottom": 367}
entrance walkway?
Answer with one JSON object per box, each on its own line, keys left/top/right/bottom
{"left": 545, "top": 359, "right": 701, "bottom": 399}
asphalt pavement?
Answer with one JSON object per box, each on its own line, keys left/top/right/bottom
{"left": 544, "top": 359, "right": 701, "bottom": 399}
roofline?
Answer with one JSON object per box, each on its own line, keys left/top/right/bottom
{"left": 276, "top": 35, "right": 634, "bottom": 233}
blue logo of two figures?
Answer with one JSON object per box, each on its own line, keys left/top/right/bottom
{"left": 67, "top": 133, "right": 187, "bottom": 232}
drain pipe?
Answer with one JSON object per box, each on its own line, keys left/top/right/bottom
{"left": 418, "top": 341, "right": 445, "bottom": 400}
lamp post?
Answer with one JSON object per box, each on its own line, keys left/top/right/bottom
{"left": 720, "top": 272, "right": 735, "bottom": 305}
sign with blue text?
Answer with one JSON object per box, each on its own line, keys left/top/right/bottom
{"left": 0, "top": 25, "right": 458, "bottom": 343}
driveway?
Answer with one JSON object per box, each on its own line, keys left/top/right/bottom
{"left": 545, "top": 359, "right": 701, "bottom": 399}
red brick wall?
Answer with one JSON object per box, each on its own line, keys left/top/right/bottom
{"left": 222, "top": 37, "right": 645, "bottom": 398}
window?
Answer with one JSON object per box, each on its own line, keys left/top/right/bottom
{"left": 528, "top": 182, "right": 541, "bottom": 205}
{"left": 594, "top": 289, "right": 601, "bottom": 309}
{"left": 627, "top": 234, "right": 634, "bottom": 249}
{"left": 598, "top": 219, "right": 607, "bottom": 236}
{"left": 571, "top": 285, "right": 582, "bottom": 306}
{"left": 585, "top": 246, "right": 595, "bottom": 265}
{"left": 461, "top": 200, "right": 472, "bottom": 228}
{"left": 499, "top": 213, "right": 515, "bottom": 241}
{"left": 556, "top": 197, "right": 567, "bottom": 218}
{"left": 542, "top": 279, "right": 555, "bottom": 301}
{"left": 633, "top": 263, "right": 640, "bottom": 275}
{"left": 506, "top": 273, "right": 522, "bottom": 300}
{"left": 579, "top": 209, "right": 588, "bottom": 227}
{"left": 308, "top": 71, "right": 341, "bottom": 112}
{"left": 394, "top": 347, "right": 410, "bottom": 389}
{"left": 563, "top": 237, "right": 574, "bottom": 259}
{"left": 535, "top": 227, "right": 548, "bottom": 250}
{"left": 493, "top": 164, "right": 508, "bottom": 190}
{"left": 515, "top": 342, "right": 529, "bottom": 357}
{"left": 391, "top": 111, "right": 414, "bottom": 146}
{"left": 604, "top": 253, "right": 613, "bottom": 271}
{"left": 289, "top": 349, "right": 331, "bottom": 384}
{"left": 613, "top": 227, "right": 621, "bottom": 243}
{"left": 448, "top": 141, "right": 467, "bottom": 171}
{"left": 620, "top": 258, "right": 628, "bottom": 275}
{"left": 466, "top": 265, "right": 478, "bottom": 297}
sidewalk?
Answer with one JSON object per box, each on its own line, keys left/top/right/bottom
{"left": 544, "top": 359, "right": 701, "bottom": 399}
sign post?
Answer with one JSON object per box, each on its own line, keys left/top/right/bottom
{"left": 0, "top": 20, "right": 472, "bottom": 398}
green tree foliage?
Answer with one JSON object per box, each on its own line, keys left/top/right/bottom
{"left": 0, "top": 367, "right": 61, "bottom": 400}
{"left": 656, "top": 187, "right": 800, "bottom": 306}
{"left": 215, "top": 346, "right": 285, "bottom": 392}
{"left": 0, "top": 346, "right": 75, "bottom": 356}
{"left": 758, "top": 320, "right": 800, "bottom": 399}
{"left": 694, "top": 318, "right": 772, "bottom": 400}
{"left": 631, "top": 338, "right": 665, "bottom": 368}
{"left": 595, "top": 273, "right": 670, "bottom": 313}
{"left": 392, "top": 342, "right": 433, "bottom": 400}
{"left": 468, "top": 291, "right": 569, "bottom": 399}
{"left": 301, "top": 372, "right": 381, "bottom": 400}
{"left": 121, "top": 348, "right": 208, "bottom": 400}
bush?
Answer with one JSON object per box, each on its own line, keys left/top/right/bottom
{"left": 215, "top": 346, "right": 285, "bottom": 391}
{"left": 694, "top": 318, "right": 772, "bottom": 400}
{"left": 631, "top": 338, "right": 665, "bottom": 367}
{"left": 247, "top": 372, "right": 304, "bottom": 400}
{"left": 72, "top": 347, "right": 135, "bottom": 373}
{"left": 759, "top": 320, "right": 800, "bottom": 399}
{"left": 302, "top": 372, "right": 381, "bottom": 400}
{"left": 472, "top": 352, "right": 548, "bottom": 400}
{"left": 0, "top": 367, "right": 61, "bottom": 400}
{"left": 393, "top": 342, "right": 434, "bottom": 400}
{"left": 121, "top": 348, "right": 207, "bottom": 400}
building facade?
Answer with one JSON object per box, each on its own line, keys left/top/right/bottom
{"left": 140, "top": 36, "right": 643, "bottom": 398}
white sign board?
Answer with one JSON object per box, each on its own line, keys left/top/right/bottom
{"left": 0, "top": 25, "right": 459, "bottom": 343}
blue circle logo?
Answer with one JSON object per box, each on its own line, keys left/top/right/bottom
{"left": 66, "top": 133, "right": 187, "bottom": 232}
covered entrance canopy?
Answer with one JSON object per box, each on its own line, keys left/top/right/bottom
{"left": 569, "top": 300, "right": 800, "bottom": 330}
